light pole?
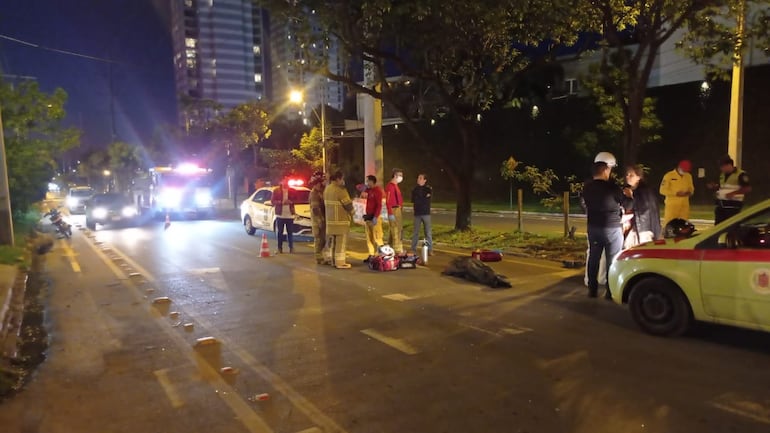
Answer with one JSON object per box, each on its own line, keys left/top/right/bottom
{"left": 289, "top": 89, "right": 327, "bottom": 174}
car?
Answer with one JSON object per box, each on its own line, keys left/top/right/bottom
{"left": 85, "top": 193, "right": 139, "bottom": 230}
{"left": 66, "top": 186, "right": 95, "bottom": 214}
{"left": 609, "top": 199, "right": 770, "bottom": 337}
{"left": 240, "top": 184, "right": 313, "bottom": 237}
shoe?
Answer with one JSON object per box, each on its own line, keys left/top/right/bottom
{"left": 588, "top": 290, "right": 598, "bottom": 298}
{"left": 289, "top": 247, "right": 295, "bottom": 254}
{"left": 335, "top": 263, "right": 351, "bottom": 269}
{"left": 278, "top": 247, "right": 283, "bottom": 254}
{"left": 604, "top": 291, "right": 613, "bottom": 300}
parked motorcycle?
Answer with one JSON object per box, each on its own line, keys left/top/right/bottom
{"left": 44, "top": 208, "right": 73, "bottom": 238}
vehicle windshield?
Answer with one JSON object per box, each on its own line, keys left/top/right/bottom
{"left": 70, "top": 189, "right": 94, "bottom": 197}
{"left": 91, "top": 194, "right": 131, "bottom": 206}
{"left": 161, "top": 174, "right": 212, "bottom": 188}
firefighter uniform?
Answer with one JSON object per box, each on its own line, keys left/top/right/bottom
{"left": 659, "top": 168, "right": 694, "bottom": 224}
{"left": 309, "top": 185, "right": 329, "bottom": 264}
{"left": 324, "top": 182, "right": 355, "bottom": 268}
{"left": 715, "top": 168, "right": 750, "bottom": 224}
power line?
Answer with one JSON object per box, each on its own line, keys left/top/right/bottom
{"left": 0, "top": 33, "right": 117, "bottom": 64}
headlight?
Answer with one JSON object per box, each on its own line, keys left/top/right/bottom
{"left": 160, "top": 189, "right": 182, "bottom": 207}
{"left": 66, "top": 197, "right": 79, "bottom": 207}
{"left": 121, "top": 206, "right": 138, "bottom": 217}
{"left": 195, "top": 191, "right": 212, "bottom": 206}
{"left": 92, "top": 207, "right": 108, "bottom": 219}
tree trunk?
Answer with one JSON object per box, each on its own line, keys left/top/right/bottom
{"left": 454, "top": 120, "right": 477, "bottom": 231}
{"left": 624, "top": 89, "right": 644, "bottom": 165}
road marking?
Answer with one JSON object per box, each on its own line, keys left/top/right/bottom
{"left": 89, "top": 240, "right": 350, "bottom": 433}
{"left": 294, "top": 428, "right": 322, "bottom": 433}
{"left": 360, "top": 328, "right": 419, "bottom": 355}
{"left": 60, "top": 241, "right": 81, "bottom": 273}
{"left": 382, "top": 293, "right": 414, "bottom": 302}
{"left": 710, "top": 393, "right": 770, "bottom": 424}
{"left": 84, "top": 240, "right": 274, "bottom": 433}
{"left": 500, "top": 326, "right": 533, "bottom": 335}
{"left": 153, "top": 369, "right": 185, "bottom": 408}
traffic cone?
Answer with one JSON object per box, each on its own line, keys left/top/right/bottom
{"left": 259, "top": 233, "right": 271, "bottom": 257}
{"left": 164, "top": 213, "right": 171, "bottom": 230}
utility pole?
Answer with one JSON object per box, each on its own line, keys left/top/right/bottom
{"left": 0, "top": 103, "right": 15, "bottom": 246}
{"left": 728, "top": 0, "right": 746, "bottom": 167}
{"left": 363, "top": 62, "right": 384, "bottom": 184}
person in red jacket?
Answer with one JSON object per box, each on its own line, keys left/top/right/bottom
{"left": 384, "top": 168, "right": 405, "bottom": 254}
{"left": 362, "top": 175, "right": 385, "bottom": 258}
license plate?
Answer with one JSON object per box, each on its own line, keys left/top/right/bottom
{"left": 111, "top": 216, "right": 121, "bottom": 221}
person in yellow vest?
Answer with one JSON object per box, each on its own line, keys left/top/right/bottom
{"left": 659, "top": 159, "right": 694, "bottom": 224}
{"left": 323, "top": 171, "right": 355, "bottom": 269}
{"left": 707, "top": 155, "right": 751, "bottom": 224}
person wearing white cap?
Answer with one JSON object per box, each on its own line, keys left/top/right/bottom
{"left": 583, "top": 152, "right": 632, "bottom": 299}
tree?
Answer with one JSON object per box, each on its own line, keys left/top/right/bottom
{"left": 216, "top": 101, "right": 271, "bottom": 168}
{"left": 578, "top": 0, "right": 710, "bottom": 163}
{"left": 291, "top": 126, "right": 339, "bottom": 174}
{"left": 178, "top": 94, "right": 222, "bottom": 136}
{"left": 263, "top": 0, "right": 584, "bottom": 230}
{"left": 107, "top": 141, "right": 142, "bottom": 192}
{"left": 77, "top": 149, "right": 111, "bottom": 188}
{"left": 0, "top": 79, "right": 79, "bottom": 213}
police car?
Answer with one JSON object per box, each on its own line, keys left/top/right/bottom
{"left": 240, "top": 180, "right": 313, "bottom": 237}
{"left": 609, "top": 199, "right": 770, "bottom": 337}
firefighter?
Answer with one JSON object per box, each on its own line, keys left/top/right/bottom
{"left": 324, "top": 171, "right": 355, "bottom": 269}
{"left": 708, "top": 155, "right": 752, "bottom": 224}
{"left": 659, "top": 159, "right": 694, "bottom": 224}
{"left": 308, "top": 172, "right": 330, "bottom": 264}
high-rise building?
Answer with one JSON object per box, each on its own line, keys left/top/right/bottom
{"left": 170, "top": 0, "right": 270, "bottom": 121}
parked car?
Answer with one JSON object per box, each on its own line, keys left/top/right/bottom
{"left": 85, "top": 193, "right": 139, "bottom": 230}
{"left": 609, "top": 199, "right": 770, "bottom": 337}
{"left": 66, "top": 186, "right": 95, "bottom": 214}
{"left": 240, "top": 183, "right": 312, "bottom": 237}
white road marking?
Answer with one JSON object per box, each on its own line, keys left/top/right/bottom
{"left": 360, "top": 328, "right": 419, "bottom": 355}
{"left": 294, "top": 428, "right": 322, "bottom": 433}
{"left": 710, "top": 393, "right": 770, "bottom": 424}
{"left": 189, "top": 267, "right": 230, "bottom": 291}
{"left": 88, "top": 241, "right": 350, "bottom": 433}
{"left": 382, "top": 293, "right": 414, "bottom": 302}
{"left": 500, "top": 326, "right": 533, "bottom": 335}
{"left": 153, "top": 369, "right": 185, "bottom": 408}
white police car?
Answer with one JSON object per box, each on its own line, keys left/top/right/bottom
{"left": 240, "top": 180, "right": 312, "bottom": 237}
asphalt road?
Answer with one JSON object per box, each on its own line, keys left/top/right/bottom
{"left": 1, "top": 211, "right": 768, "bottom": 433}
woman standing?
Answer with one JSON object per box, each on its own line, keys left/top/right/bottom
{"left": 624, "top": 165, "right": 662, "bottom": 248}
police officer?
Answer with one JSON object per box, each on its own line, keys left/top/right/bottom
{"left": 708, "top": 155, "right": 751, "bottom": 224}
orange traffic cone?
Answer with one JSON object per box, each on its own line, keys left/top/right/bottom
{"left": 164, "top": 213, "right": 171, "bottom": 230}
{"left": 259, "top": 233, "right": 271, "bottom": 257}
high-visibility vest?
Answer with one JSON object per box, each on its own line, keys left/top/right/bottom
{"left": 719, "top": 169, "right": 746, "bottom": 202}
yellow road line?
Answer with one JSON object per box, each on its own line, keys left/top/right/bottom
{"left": 60, "top": 241, "right": 81, "bottom": 273}
{"left": 153, "top": 369, "right": 185, "bottom": 408}
{"left": 360, "top": 328, "right": 419, "bottom": 355}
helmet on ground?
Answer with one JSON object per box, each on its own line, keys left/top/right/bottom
{"left": 664, "top": 218, "right": 696, "bottom": 238}
{"left": 594, "top": 152, "right": 617, "bottom": 168}
{"left": 377, "top": 245, "right": 395, "bottom": 257}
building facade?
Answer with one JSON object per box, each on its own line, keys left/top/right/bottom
{"left": 170, "top": 0, "right": 270, "bottom": 120}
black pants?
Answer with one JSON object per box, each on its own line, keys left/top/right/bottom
{"left": 276, "top": 217, "right": 294, "bottom": 249}
{"left": 715, "top": 205, "right": 742, "bottom": 225}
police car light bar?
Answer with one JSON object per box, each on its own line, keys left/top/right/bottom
{"left": 288, "top": 179, "right": 304, "bottom": 187}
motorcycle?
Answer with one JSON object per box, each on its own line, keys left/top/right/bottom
{"left": 44, "top": 208, "right": 73, "bottom": 238}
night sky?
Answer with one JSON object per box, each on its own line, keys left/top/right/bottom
{"left": 0, "top": 0, "right": 177, "bottom": 159}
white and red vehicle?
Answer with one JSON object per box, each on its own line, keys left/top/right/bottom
{"left": 132, "top": 163, "right": 215, "bottom": 219}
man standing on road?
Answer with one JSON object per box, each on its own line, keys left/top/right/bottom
{"left": 309, "top": 172, "right": 330, "bottom": 264}
{"left": 324, "top": 171, "right": 355, "bottom": 269}
{"left": 362, "top": 175, "right": 385, "bottom": 260}
{"left": 273, "top": 177, "right": 296, "bottom": 254}
{"left": 385, "top": 168, "right": 405, "bottom": 254}
{"left": 583, "top": 160, "right": 632, "bottom": 299}
{"left": 411, "top": 173, "right": 433, "bottom": 256}
{"left": 708, "top": 155, "right": 752, "bottom": 224}
{"left": 659, "top": 159, "right": 694, "bottom": 224}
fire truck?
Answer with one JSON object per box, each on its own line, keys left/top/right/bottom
{"left": 131, "top": 163, "right": 215, "bottom": 219}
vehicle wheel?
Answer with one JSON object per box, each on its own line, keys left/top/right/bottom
{"left": 628, "top": 277, "right": 692, "bottom": 337}
{"left": 86, "top": 219, "right": 96, "bottom": 230}
{"left": 244, "top": 216, "right": 256, "bottom": 235}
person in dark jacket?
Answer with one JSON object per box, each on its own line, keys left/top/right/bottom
{"left": 583, "top": 161, "right": 633, "bottom": 299}
{"left": 410, "top": 173, "right": 433, "bottom": 255}
{"left": 623, "top": 165, "right": 662, "bottom": 248}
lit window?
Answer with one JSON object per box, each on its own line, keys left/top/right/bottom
{"left": 185, "top": 38, "right": 197, "bottom": 48}
{"left": 253, "top": 45, "right": 261, "bottom": 55}
{"left": 254, "top": 73, "right": 262, "bottom": 83}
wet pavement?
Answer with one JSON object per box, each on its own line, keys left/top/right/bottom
{"left": 0, "top": 211, "right": 769, "bottom": 433}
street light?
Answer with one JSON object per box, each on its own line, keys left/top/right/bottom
{"left": 289, "top": 88, "right": 326, "bottom": 174}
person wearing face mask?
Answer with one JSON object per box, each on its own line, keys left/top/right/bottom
{"left": 385, "top": 168, "right": 405, "bottom": 254}
{"left": 324, "top": 171, "right": 355, "bottom": 269}
{"left": 659, "top": 159, "right": 694, "bottom": 225}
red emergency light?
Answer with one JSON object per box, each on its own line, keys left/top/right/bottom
{"left": 287, "top": 179, "right": 304, "bottom": 187}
